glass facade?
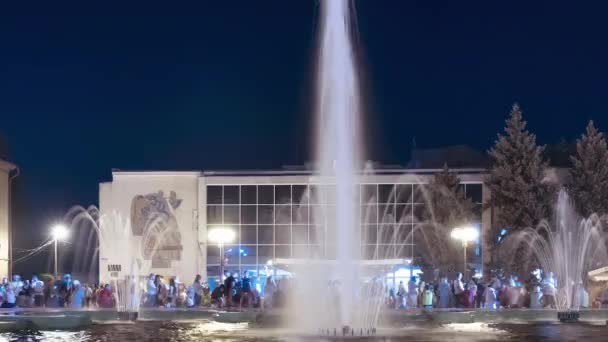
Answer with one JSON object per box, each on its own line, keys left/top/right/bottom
{"left": 206, "top": 182, "right": 483, "bottom": 276}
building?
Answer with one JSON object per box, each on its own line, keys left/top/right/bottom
{"left": 99, "top": 165, "right": 491, "bottom": 285}
{"left": 0, "top": 159, "right": 17, "bottom": 278}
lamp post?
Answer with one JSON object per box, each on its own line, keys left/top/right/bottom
{"left": 450, "top": 225, "right": 479, "bottom": 279}
{"left": 51, "top": 224, "right": 69, "bottom": 279}
{"left": 208, "top": 226, "right": 235, "bottom": 283}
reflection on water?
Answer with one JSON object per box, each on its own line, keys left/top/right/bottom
{"left": 1, "top": 321, "right": 608, "bottom": 341}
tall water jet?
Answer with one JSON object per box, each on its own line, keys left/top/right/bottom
{"left": 286, "top": 0, "right": 364, "bottom": 332}
{"left": 315, "top": 0, "right": 361, "bottom": 328}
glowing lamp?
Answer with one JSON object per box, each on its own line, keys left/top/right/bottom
{"left": 51, "top": 224, "right": 69, "bottom": 241}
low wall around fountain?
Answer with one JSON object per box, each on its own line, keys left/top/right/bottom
{"left": 380, "top": 309, "right": 608, "bottom": 325}
{"left": 0, "top": 312, "right": 93, "bottom": 332}
{"left": 0, "top": 308, "right": 257, "bottom": 332}
{"left": 1, "top": 308, "right": 608, "bottom": 332}
{"left": 41, "top": 308, "right": 237, "bottom": 322}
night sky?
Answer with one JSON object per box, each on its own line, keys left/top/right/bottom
{"left": 2, "top": 1, "right": 608, "bottom": 275}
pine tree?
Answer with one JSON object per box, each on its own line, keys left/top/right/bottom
{"left": 485, "top": 103, "right": 554, "bottom": 240}
{"left": 568, "top": 120, "right": 608, "bottom": 217}
{"left": 428, "top": 164, "right": 474, "bottom": 227}
{"left": 416, "top": 164, "right": 474, "bottom": 273}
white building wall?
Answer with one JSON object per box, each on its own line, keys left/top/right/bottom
{"left": 197, "top": 176, "right": 208, "bottom": 280}
{"left": 99, "top": 169, "right": 489, "bottom": 283}
{"left": 0, "top": 160, "right": 16, "bottom": 278}
{"left": 0, "top": 168, "right": 9, "bottom": 277}
{"left": 99, "top": 172, "right": 201, "bottom": 284}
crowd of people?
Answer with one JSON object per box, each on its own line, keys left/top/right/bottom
{"left": 2, "top": 270, "right": 608, "bottom": 312}
{"left": 0, "top": 274, "right": 115, "bottom": 309}
{"left": 0, "top": 271, "right": 284, "bottom": 311}
{"left": 387, "top": 271, "right": 608, "bottom": 310}
{"left": 143, "top": 272, "right": 286, "bottom": 311}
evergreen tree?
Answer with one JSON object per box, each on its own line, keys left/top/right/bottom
{"left": 485, "top": 103, "right": 554, "bottom": 243}
{"left": 416, "top": 164, "right": 474, "bottom": 274}
{"left": 568, "top": 120, "right": 608, "bottom": 217}
{"left": 427, "top": 164, "right": 474, "bottom": 227}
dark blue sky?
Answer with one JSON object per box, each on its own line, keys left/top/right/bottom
{"left": 3, "top": 1, "right": 608, "bottom": 273}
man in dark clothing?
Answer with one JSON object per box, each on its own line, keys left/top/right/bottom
{"left": 224, "top": 273, "right": 234, "bottom": 307}
{"left": 59, "top": 275, "right": 73, "bottom": 308}
{"left": 239, "top": 274, "right": 252, "bottom": 310}
{"left": 475, "top": 279, "right": 486, "bottom": 308}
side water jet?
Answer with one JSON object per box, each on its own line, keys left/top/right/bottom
{"left": 66, "top": 206, "right": 166, "bottom": 321}
{"left": 503, "top": 189, "right": 608, "bottom": 319}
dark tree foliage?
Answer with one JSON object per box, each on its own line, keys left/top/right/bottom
{"left": 568, "top": 120, "right": 608, "bottom": 218}
{"left": 415, "top": 164, "right": 474, "bottom": 276}
{"left": 485, "top": 104, "right": 555, "bottom": 269}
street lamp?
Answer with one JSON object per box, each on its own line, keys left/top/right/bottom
{"left": 450, "top": 225, "right": 479, "bottom": 279}
{"left": 208, "top": 226, "right": 235, "bottom": 283}
{"left": 51, "top": 224, "right": 69, "bottom": 279}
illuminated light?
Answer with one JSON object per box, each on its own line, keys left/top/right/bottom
{"left": 450, "top": 225, "right": 479, "bottom": 242}
{"left": 207, "top": 227, "right": 236, "bottom": 245}
{"left": 498, "top": 228, "right": 508, "bottom": 242}
{"left": 51, "top": 224, "right": 69, "bottom": 241}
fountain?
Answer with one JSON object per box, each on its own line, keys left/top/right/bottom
{"left": 285, "top": 0, "right": 366, "bottom": 333}
{"left": 502, "top": 189, "right": 608, "bottom": 321}
{"left": 285, "top": 1, "right": 481, "bottom": 334}
{"left": 65, "top": 206, "right": 165, "bottom": 321}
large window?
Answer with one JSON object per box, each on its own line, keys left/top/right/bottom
{"left": 206, "top": 182, "right": 484, "bottom": 274}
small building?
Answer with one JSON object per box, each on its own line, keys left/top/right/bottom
{"left": 0, "top": 158, "right": 18, "bottom": 278}
{"left": 98, "top": 164, "right": 491, "bottom": 286}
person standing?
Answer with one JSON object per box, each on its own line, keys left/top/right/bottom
{"left": 240, "top": 272, "right": 252, "bottom": 310}
{"left": 31, "top": 275, "right": 45, "bottom": 307}
{"left": 167, "top": 277, "right": 178, "bottom": 308}
{"left": 475, "top": 278, "right": 486, "bottom": 308}
{"left": 71, "top": 280, "right": 85, "bottom": 308}
{"left": 387, "top": 288, "right": 396, "bottom": 309}
{"left": 407, "top": 276, "right": 418, "bottom": 309}
{"left": 98, "top": 284, "right": 114, "bottom": 308}
{"left": 577, "top": 281, "right": 589, "bottom": 309}
{"left": 417, "top": 281, "right": 426, "bottom": 308}
{"left": 484, "top": 280, "right": 499, "bottom": 309}
{"left": 59, "top": 274, "right": 73, "bottom": 308}
{"left": 1, "top": 283, "right": 16, "bottom": 308}
{"left": 224, "top": 272, "right": 235, "bottom": 307}
{"left": 452, "top": 273, "right": 465, "bottom": 307}
{"left": 542, "top": 272, "right": 557, "bottom": 309}
{"left": 465, "top": 279, "right": 477, "bottom": 308}
{"left": 397, "top": 281, "right": 406, "bottom": 309}
{"left": 530, "top": 286, "right": 543, "bottom": 309}
{"left": 146, "top": 274, "right": 157, "bottom": 307}
{"left": 84, "top": 284, "right": 93, "bottom": 308}
{"left": 186, "top": 284, "right": 196, "bottom": 308}
{"left": 262, "top": 276, "right": 276, "bottom": 311}
{"left": 437, "top": 277, "right": 450, "bottom": 308}
{"left": 423, "top": 283, "right": 434, "bottom": 309}
{"left": 192, "top": 274, "right": 202, "bottom": 305}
